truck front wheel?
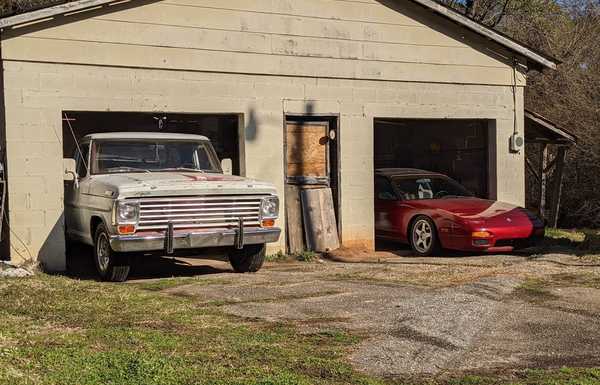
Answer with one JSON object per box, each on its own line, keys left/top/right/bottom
{"left": 93, "top": 223, "right": 130, "bottom": 282}
{"left": 228, "top": 244, "right": 266, "bottom": 273}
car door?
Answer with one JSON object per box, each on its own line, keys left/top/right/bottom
{"left": 374, "top": 176, "right": 399, "bottom": 239}
{"left": 64, "top": 143, "right": 90, "bottom": 242}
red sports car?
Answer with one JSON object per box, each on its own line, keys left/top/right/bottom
{"left": 375, "top": 168, "right": 545, "bottom": 256}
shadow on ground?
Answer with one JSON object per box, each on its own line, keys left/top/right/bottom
{"left": 65, "top": 243, "right": 232, "bottom": 281}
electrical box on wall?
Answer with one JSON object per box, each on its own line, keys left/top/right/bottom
{"left": 510, "top": 132, "right": 525, "bottom": 153}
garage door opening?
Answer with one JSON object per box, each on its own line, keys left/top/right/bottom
{"left": 374, "top": 119, "right": 491, "bottom": 198}
{"left": 373, "top": 119, "right": 492, "bottom": 252}
{"left": 62, "top": 112, "right": 243, "bottom": 176}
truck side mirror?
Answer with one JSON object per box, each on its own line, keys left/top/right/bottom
{"left": 221, "top": 158, "right": 233, "bottom": 175}
{"left": 63, "top": 158, "right": 79, "bottom": 188}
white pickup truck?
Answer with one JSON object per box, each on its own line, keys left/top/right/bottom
{"left": 63, "top": 132, "right": 280, "bottom": 281}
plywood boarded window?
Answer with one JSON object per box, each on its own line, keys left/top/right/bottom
{"left": 286, "top": 122, "right": 329, "bottom": 185}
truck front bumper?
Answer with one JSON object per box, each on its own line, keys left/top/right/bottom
{"left": 109, "top": 227, "right": 281, "bottom": 253}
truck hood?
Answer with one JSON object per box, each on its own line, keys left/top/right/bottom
{"left": 88, "top": 172, "right": 277, "bottom": 198}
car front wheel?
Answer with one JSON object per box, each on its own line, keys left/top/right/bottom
{"left": 409, "top": 216, "right": 440, "bottom": 256}
{"left": 93, "top": 223, "right": 130, "bottom": 282}
{"left": 229, "top": 244, "right": 266, "bottom": 273}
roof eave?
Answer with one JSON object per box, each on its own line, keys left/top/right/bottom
{"left": 0, "top": 0, "right": 127, "bottom": 31}
{"left": 525, "top": 110, "right": 577, "bottom": 144}
{"left": 408, "top": 0, "right": 559, "bottom": 71}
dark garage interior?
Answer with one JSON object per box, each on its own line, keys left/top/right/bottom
{"left": 374, "top": 119, "right": 490, "bottom": 198}
{"left": 62, "top": 112, "right": 242, "bottom": 175}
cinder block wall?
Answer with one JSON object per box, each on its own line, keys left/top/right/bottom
{"left": 0, "top": 0, "right": 527, "bottom": 270}
{"left": 1, "top": 60, "right": 525, "bottom": 270}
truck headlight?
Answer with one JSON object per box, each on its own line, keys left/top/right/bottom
{"left": 117, "top": 200, "right": 139, "bottom": 224}
{"left": 260, "top": 196, "right": 279, "bottom": 220}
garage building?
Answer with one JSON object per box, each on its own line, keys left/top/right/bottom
{"left": 0, "top": 0, "right": 558, "bottom": 271}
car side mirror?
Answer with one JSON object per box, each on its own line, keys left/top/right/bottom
{"left": 63, "top": 158, "right": 79, "bottom": 188}
{"left": 221, "top": 158, "right": 233, "bottom": 175}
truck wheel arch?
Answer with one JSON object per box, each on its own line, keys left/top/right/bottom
{"left": 90, "top": 216, "right": 105, "bottom": 240}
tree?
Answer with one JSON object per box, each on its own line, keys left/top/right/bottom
{"left": 445, "top": 0, "right": 600, "bottom": 227}
{"left": 440, "top": 0, "right": 512, "bottom": 27}
{"left": 0, "top": 0, "right": 68, "bottom": 16}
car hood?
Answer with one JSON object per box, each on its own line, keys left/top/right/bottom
{"left": 88, "top": 172, "right": 277, "bottom": 198}
{"left": 411, "top": 198, "right": 525, "bottom": 219}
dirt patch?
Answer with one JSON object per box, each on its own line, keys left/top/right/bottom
{"left": 163, "top": 254, "right": 600, "bottom": 378}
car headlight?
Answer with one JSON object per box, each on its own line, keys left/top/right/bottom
{"left": 116, "top": 200, "right": 139, "bottom": 224}
{"left": 260, "top": 196, "right": 279, "bottom": 220}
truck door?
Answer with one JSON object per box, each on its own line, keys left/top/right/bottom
{"left": 64, "top": 143, "right": 90, "bottom": 242}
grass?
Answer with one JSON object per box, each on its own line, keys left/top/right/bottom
{"left": 422, "top": 367, "right": 600, "bottom": 385}
{"left": 542, "top": 228, "right": 600, "bottom": 257}
{"left": 514, "top": 272, "right": 600, "bottom": 303}
{"left": 296, "top": 251, "right": 319, "bottom": 263}
{"left": 135, "top": 277, "right": 233, "bottom": 292}
{"left": 265, "top": 251, "right": 290, "bottom": 263}
{"left": 265, "top": 250, "right": 320, "bottom": 263}
{"left": 544, "top": 228, "right": 587, "bottom": 244}
{"left": 0, "top": 274, "right": 382, "bottom": 385}
{"left": 2, "top": 275, "right": 600, "bottom": 385}
{"left": 513, "top": 278, "right": 560, "bottom": 303}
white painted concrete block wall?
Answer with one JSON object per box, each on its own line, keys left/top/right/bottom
{"left": 0, "top": 0, "right": 530, "bottom": 269}
{"left": 2, "top": 60, "right": 524, "bottom": 270}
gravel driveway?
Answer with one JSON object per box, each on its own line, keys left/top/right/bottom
{"left": 161, "top": 253, "right": 600, "bottom": 377}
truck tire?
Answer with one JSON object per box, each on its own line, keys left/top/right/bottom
{"left": 93, "top": 223, "right": 130, "bottom": 282}
{"left": 229, "top": 244, "right": 266, "bottom": 273}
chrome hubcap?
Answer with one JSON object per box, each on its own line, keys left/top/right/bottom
{"left": 413, "top": 220, "right": 433, "bottom": 253}
{"left": 96, "top": 233, "right": 110, "bottom": 272}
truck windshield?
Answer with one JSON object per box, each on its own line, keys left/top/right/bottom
{"left": 91, "top": 140, "right": 221, "bottom": 174}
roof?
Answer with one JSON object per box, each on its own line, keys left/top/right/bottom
{"left": 524, "top": 110, "right": 577, "bottom": 145}
{"left": 0, "top": 0, "right": 559, "bottom": 71}
{"left": 83, "top": 132, "right": 210, "bottom": 141}
{"left": 376, "top": 168, "right": 446, "bottom": 178}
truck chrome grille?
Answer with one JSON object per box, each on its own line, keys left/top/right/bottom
{"left": 136, "top": 195, "right": 265, "bottom": 231}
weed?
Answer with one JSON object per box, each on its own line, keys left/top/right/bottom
{"left": 513, "top": 278, "right": 559, "bottom": 303}
{"left": 265, "top": 251, "right": 290, "bottom": 263}
{"left": 296, "top": 250, "right": 319, "bottom": 262}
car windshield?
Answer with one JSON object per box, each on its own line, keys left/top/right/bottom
{"left": 392, "top": 176, "right": 472, "bottom": 201}
{"left": 91, "top": 140, "right": 221, "bottom": 174}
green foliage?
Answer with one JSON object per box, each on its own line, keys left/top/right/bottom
{"left": 514, "top": 272, "right": 600, "bottom": 303}
{"left": 541, "top": 228, "right": 600, "bottom": 256}
{"left": 0, "top": 274, "right": 376, "bottom": 385}
{"left": 296, "top": 250, "right": 319, "bottom": 263}
{"left": 1, "top": 275, "right": 600, "bottom": 384}
{"left": 265, "top": 251, "right": 289, "bottom": 263}
{"left": 443, "top": 0, "right": 600, "bottom": 229}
